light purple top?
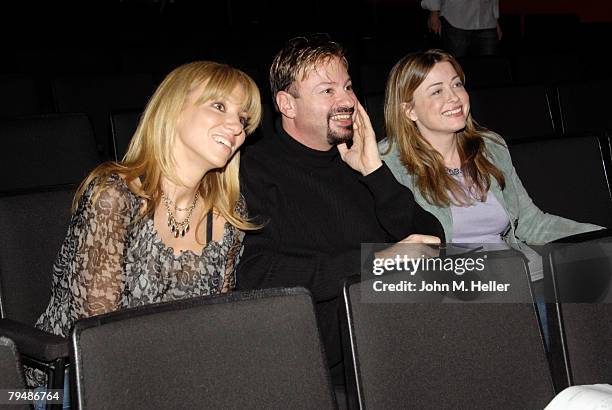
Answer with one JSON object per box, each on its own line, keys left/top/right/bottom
{"left": 448, "top": 170, "right": 510, "bottom": 244}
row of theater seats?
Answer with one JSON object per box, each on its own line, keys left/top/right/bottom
{"left": 357, "top": 53, "right": 610, "bottom": 97}
{"left": 0, "top": 70, "right": 271, "bottom": 160}
{"left": 1, "top": 73, "right": 610, "bottom": 156}
{"left": 0, "top": 73, "right": 155, "bottom": 158}
{"left": 1, "top": 240, "right": 610, "bottom": 409}
{"left": 1, "top": 51, "right": 611, "bottom": 156}
{"left": 343, "top": 240, "right": 612, "bottom": 408}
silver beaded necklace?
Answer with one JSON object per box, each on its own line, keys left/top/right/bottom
{"left": 160, "top": 190, "right": 200, "bottom": 238}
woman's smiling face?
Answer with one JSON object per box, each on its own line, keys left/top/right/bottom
{"left": 404, "top": 61, "right": 470, "bottom": 141}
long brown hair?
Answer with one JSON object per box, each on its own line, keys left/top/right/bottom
{"left": 384, "top": 49, "right": 505, "bottom": 207}
{"left": 74, "top": 61, "right": 262, "bottom": 231}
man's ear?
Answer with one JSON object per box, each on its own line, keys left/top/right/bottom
{"left": 276, "top": 91, "right": 296, "bottom": 119}
{"left": 401, "top": 101, "right": 418, "bottom": 122}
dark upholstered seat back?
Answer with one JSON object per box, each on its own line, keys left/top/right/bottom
{"left": 109, "top": 110, "right": 141, "bottom": 161}
{"left": 0, "top": 114, "right": 99, "bottom": 193}
{"left": 548, "top": 235, "right": 612, "bottom": 386}
{"left": 72, "top": 288, "right": 336, "bottom": 410}
{"left": 470, "top": 84, "right": 556, "bottom": 141}
{"left": 343, "top": 251, "right": 554, "bottom": 410}
{"left": 510, "top": 136, "right": 612, "bottom": 229}
{"left": 0, "top": 336, "right": 27, "bottom": 391}
{"left": 557, "top": 79, "right": 612, "bottom": 136}
{"left": 0, "top": 75, "right": 44, "bottom": 118}
{"left": 53, "top": 74, "right": 154, "bottom": 158}
{"left": 0, "top": 187, "right": 74, "bottom": 324}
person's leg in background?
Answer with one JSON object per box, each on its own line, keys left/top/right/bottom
{"left": 440, "top": 17, "right": 471, "bottom": 58}
{"left": 470, "top": 27, "right": 500, "bottom": 56}
{"left": 523, "top": 245, "right": 551, "bottom": 351}
{"left": 63, "top": 370, "right": 70, "bottom": 410}
{"left": 532, "top": 279, "right": 551, "bottom": 350}
{"left": 32, "top": 369, "right": 71, "bottom": 410}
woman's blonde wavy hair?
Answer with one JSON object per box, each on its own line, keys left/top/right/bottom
{"left": 74, "top": 61, "right": 262, "bottom": 231}
{"left": 384, "top": 49, "right": 505, "bottom": 207}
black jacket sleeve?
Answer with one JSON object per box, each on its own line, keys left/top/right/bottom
{"left": 360, "top": 162, "right": 446, "bottom": 242}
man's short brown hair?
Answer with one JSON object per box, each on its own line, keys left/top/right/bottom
{"left": 269, "top": 34, "right": 348, "bottom": 110}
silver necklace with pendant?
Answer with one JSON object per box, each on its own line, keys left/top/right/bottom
{"left": 161, "top": 190, "right": 200, "bottom": 238}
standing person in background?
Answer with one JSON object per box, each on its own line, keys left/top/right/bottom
{"left": 422, "top": 0, "right": 502, "bottom": 57}
{"left": 237, "top": 34, "right": 442, "bottom": 388}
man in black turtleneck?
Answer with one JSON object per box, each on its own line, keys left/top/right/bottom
{"left": 237, "top": 34, "right": 443, "bottom": 385}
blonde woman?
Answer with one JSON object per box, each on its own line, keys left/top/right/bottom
{"left": 28, "top": 61, "right": 261, "bottom": 390}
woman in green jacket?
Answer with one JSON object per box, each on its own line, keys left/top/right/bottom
{"left": 380, "top": 49, "right": 605, "bottom": 344}
{"left": 380, "top": 49, "right": 602, "bottom": 258}
{"left": 380, "top": 50, "right": 605, "bottom": 327}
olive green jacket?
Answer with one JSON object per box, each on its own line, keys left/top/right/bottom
{"left": 379, "top": 135, "right": 604, "bottom": 245}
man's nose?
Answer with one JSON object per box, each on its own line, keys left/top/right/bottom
{"left": 337, "top": 89, "right": 356, "bottom": 109}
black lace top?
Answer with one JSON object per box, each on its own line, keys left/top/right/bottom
{"left": 26, "top": 174, "right": 244, "bottom": 387}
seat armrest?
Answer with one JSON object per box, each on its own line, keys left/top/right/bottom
{"left": 0, "top": 319, "right": 68, "bottom": 361}
{"left": 552, "top": 228, "right": 611, "bottom": 244}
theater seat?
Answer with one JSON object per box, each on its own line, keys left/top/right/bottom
{"left": 458, "top": 55, "right": 513, "bottom": 88}
{"left": 470, "top": 84, "right": 557, "bottom": 141}
{"left": 547, "top": 232, "right": 612, "bottom": 387}
{"left": 0, "top": 113, "right": 100, "bottom": 193}
{"left": 556, "top": 79, "right": 612, "bottom": 136}
{"left": 509, "top": 136, "right": 612, "bottom": 228}
{"left": 110, "top": 110, "right": 141, "bottom": 161}
{"left": 53, "top": 74, "right": 155, "bottom": 159}
{"left": 0, "top": 336, "right": 26, "bottom": 388}
{"left": 0, "top": 75, "right": 44, "bottom": 118}
{"left": 363, "top": 93, "right": 385, "bottom": 142}
{"left": 0, "top": 187, "right": 75, "bottom": 399}
{"left": 71, "top": 288, "right": 336, "bottom": 410}
{"left": 342, "top": 250, "right": 555, "bottom": 409}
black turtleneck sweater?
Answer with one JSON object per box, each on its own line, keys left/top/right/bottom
{"left": 237, "top": 121, "right": 443, "bottom": 375}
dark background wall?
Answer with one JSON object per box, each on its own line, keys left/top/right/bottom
{"left": 1, "top": 0, "right": 609, "bottom": 93}
{"left": 370, "top": 0, "right": 612, "bottom": 21}
{"left": 501, "top": 0, "right": 612, "bottom": 22}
